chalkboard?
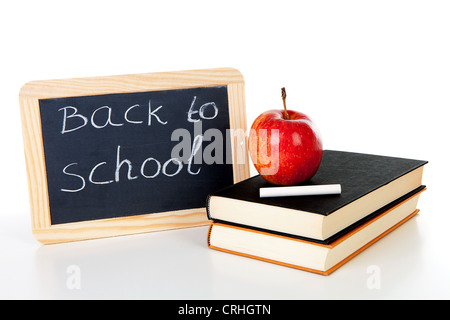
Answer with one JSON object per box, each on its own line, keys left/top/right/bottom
{"left": 19, "top": 68, "right": 249, "bottom": 243}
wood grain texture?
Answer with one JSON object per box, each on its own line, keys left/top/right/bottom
{"left": 19, "top": 68, "right": 249, "bottom": 244}
{"left": 34, "top": 208, "right": 208, "bottom": 244}
{"left": 19, "top": 68, "right": 245, "bottom": 99}
{"left": 19, "top": 97, "right": 50, "bottom": 231}
{"left": 227, "top": 82, "right": 249, "bottom": 183}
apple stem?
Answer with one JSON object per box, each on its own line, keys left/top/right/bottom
{"left": 281, "top": 87, "right": 289, "bottom": 120}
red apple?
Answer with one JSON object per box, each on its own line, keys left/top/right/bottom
{"left": 248, "top": 88, "right": 323, "bottom": 185}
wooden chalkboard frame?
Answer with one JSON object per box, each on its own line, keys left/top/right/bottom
{"left": 19, "top": 68, "right": 249, "bottom": 244}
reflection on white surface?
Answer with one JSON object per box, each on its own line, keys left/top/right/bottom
{"left": 0, "top": 194, "right": 449, "bottom": 299}
{"left": 33, "top": 226, "right": 215, "bottom": 299}
{"left": 23, "top": 213, "right": 446, "bottom": 299}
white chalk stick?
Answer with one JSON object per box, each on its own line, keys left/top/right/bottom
{"left": 259, "top": 184, "right": 341, "bottom": 198}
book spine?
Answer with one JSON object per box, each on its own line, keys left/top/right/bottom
{"left": 206, "top": 222, "right": 214, "bottom": 247}
{"left": 205, "top": 194, "right": 213, "bottom": 220}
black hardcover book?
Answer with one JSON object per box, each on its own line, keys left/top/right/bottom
{"left": 207, "top": 150, "right": 427, "bottom": 241}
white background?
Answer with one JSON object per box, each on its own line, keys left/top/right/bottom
{"left": 1, "top": 0, "right": 449, "bottom": 299}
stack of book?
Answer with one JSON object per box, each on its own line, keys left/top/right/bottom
{"left": 206, "top": 150, "right": 427, "bottom": 275}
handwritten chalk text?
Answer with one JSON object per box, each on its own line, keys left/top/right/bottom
{"left": 58, "top": 100, "right": 167, "bottom": 134}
